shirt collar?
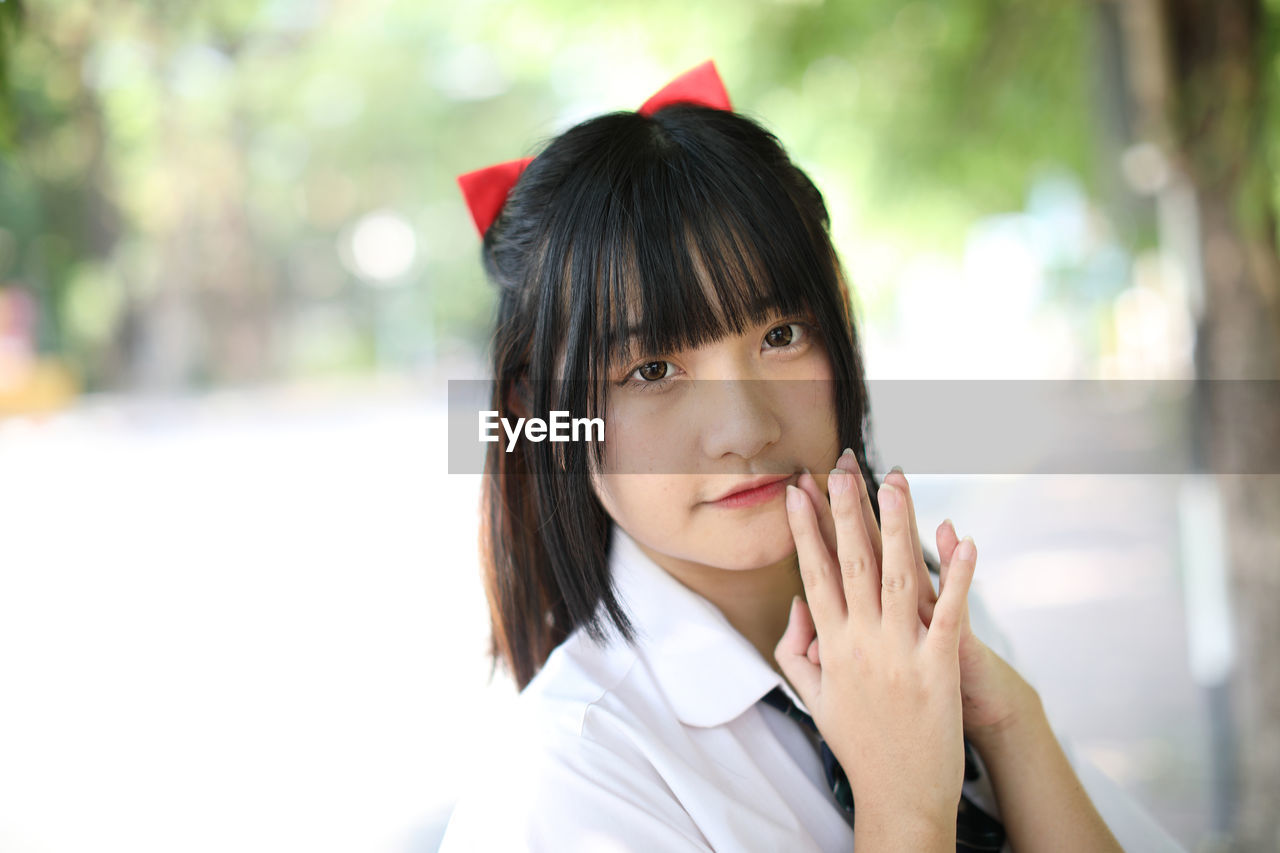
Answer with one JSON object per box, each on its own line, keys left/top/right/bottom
{"left": 604, "top": 524, "right": 811, "bottom": 728}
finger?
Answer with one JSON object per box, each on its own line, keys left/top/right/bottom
{"left": 774, "top": 595, "right": 822, "bottom": 702}
{"left": 877, "top": 482, "right": 920, "bottom": 645}
{"left": 837, "top": 448, "right": 883, "bottom": 568}
{"left": 936, "top": 518, "right": 959, "bottom": 591}
{"left": 928, "top": 536, "right": 977, "bottom": 656}
{"left": 828, "top": 466, "right": 882, "bottom": 626}
{"left": 883, "top": 468, "right": 937, "bottom": 624}
{"left": 785, "top": 485, "right": 846, "bottom": 636}
{"left": 936, "top": 520, "right": 975, "bottom": 636}
{"left": 797, "top": 469, "right": 837, "bottom": 560}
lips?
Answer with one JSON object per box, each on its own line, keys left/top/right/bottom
{"left": 707, "top": 474, "right": 794, "bottom": 504}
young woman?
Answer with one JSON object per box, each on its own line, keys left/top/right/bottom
{"left": 439, "top": 61, "right": 1151, "bottom": 851}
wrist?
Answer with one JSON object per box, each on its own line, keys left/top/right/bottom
{"left": 855, "top": 799, "right": 956, "bottom": 851}
{"left": 967, "top": 683, "right": 1045, "bottom": 755}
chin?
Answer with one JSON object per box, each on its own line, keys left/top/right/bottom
{"left": 709, "top": 512, "right": 796, "bottom": 571}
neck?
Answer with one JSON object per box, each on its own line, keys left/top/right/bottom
{"left": 631, "top": 539, "right": 805, "bottom": 678}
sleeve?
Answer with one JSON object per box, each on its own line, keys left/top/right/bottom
{"left": 437, "top": 713, "right": 714, "bottom": 853}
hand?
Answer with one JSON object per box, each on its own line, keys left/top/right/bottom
{"left": 879, "top": 467, "right": 1039, "bottom": 744}
{"left": 796, "top": 453, "right": 1039, "bottom": 746}
{"left": 775, "top": 463, "right": 974, "bottom": 840}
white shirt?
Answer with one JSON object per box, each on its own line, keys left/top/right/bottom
{"left": 439, "top": 524, "right": 1183, "bottom": 852}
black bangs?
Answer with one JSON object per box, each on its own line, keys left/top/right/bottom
{"left": 528, "top": 105, "right": 840, "bottom": 395}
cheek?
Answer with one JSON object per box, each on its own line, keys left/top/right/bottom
{"left": 591, "top": 400, "right": 694, "bottom": 518}
{"left": 598, "top": 475, "right": 683, "bottom": 513}
{"left": 779, "top": 368, "right": 840, "bottom": 458}
{"left": 600, "top": 397, "right": 694, "bottom": 475}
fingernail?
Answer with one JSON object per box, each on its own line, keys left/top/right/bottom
{"left": 941, "top": 517, "right": 954, "bottom": 532}
{"left": 889, "top": 465, "right": 904, "bottom": 475}
{"left": 878, "top": 482, "right": 898, "bottom": 509}
{"left": 828, "top": 468, "right": 848, "bottom": 496}
{"left": 841, "top": 447, "right": 854, "bottom": 458}
{"left": 957, "top": 536, "right": 975, "bottom": 560}
{"left": 786, "top": 485, "right": 803, "bottom": 511}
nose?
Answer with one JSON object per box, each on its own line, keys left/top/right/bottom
{"left": 698, "top": 379, "right": 783, "bottom": 461}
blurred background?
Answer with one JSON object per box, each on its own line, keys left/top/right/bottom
{"left": 1, "top": 1, "right": 1278, "bottom": 851}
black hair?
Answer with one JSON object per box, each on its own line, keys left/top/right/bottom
{"left": 476, "top": 103, "right": 898, "bottom": 691}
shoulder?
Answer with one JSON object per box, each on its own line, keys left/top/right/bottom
{"left": 438, "top": 629, "right": 712, "bottom": 852}
{"left": 523, "top": 623, "right": 644, "bottom": 735}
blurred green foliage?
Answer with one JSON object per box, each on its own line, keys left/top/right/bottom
{"left": 0, "top": 0, "right": 23, "bottom": 140}
{"left": 0, "top": 0, "right": 1242, "bottom": 392}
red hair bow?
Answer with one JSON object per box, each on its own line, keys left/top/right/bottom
{"left": 456, "top": 59, "right": 733, "bottom": 237}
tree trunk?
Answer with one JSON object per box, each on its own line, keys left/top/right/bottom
{"left": 1113, "top": 0, "right": 1280, "bottom": 848}
{"left": 1199, "top": 189, "right": 1280, "bottom": 851}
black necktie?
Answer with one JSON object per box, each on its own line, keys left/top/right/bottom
{"left": 760, "top": 686, "right": 1006, "bottom": 851}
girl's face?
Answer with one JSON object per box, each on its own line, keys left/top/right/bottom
{"left": 589, "top": 309, "right": 840, "bottom": 575}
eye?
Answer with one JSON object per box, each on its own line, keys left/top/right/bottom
{"left": 764, "top": 322, "right": 808, "bottom": 349}
{"left": 635, "top": 361, "right": 670, "bottom": 382}
{"left": 619, "top": 359, "right": 681, "bottom": 392}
